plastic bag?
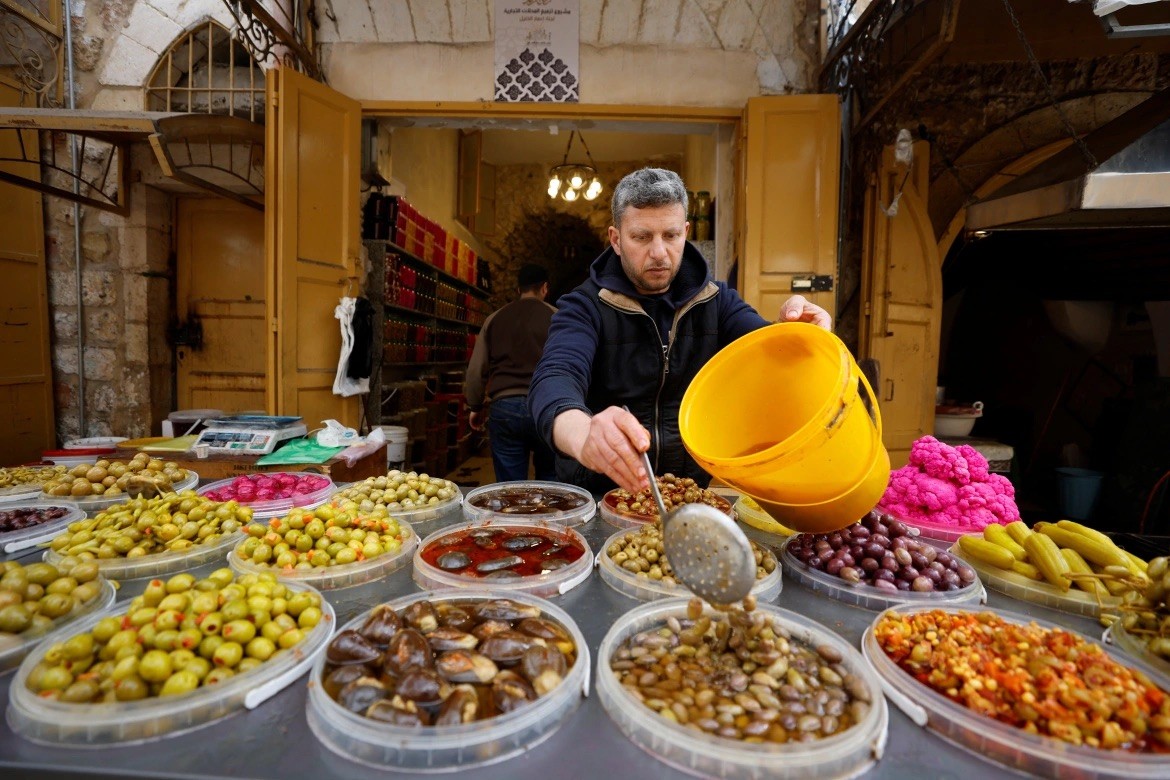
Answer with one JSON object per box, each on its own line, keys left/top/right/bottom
{"left": 333, "top": 297, "right": 370, "bottom": 398}
{"left": 316, "top": 419, "right": 360, "bottom": 447}
{"left": 256, "top": 438, "right": 344, "bottom": 465}
{"left": 336, "top": 427, "right": 386, "bottom": 467}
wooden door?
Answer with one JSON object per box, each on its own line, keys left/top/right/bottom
{"left": 739, "top": 96, "right": 840, "bottom": 321}
{"left": 176, "top": 198, "right": 266, "bottom": 413}
{"left": 265, "top": 68, "right": 361, "bottom": 428}
{"left": 860, "top": 141, "right": 941, "bottom": 467}
{"left": 0, "top": 76, "right": 54, "bottom": 463}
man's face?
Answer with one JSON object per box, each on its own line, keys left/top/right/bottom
{"left": 608, "top": 203, "right": 689, "bottom": 295}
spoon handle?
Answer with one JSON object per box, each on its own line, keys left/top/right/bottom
{"left": 640, "top": 450, "right": 669, "bottom": 519}
{"left": 622, "top": 405, "right": 669, "bottom": 519}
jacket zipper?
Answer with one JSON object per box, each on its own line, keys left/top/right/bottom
{"left": 599, "top": 284, "right": 719, "bottom": 473}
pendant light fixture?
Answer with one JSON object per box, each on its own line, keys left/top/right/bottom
{"left": 548, "top": 130, "right": 602, "bottom": 202}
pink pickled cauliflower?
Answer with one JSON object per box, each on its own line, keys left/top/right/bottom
{"left": 881, "top": 436, "right": 1019, "bottom": 530}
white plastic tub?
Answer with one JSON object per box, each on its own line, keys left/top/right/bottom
{"left": 863, "top": 604, "right": 1170, "bottom": 779}
{"left": 413, "top": 519, "right": 592, "bottom": 598}
{"left": 0, "top": 504, "right": 86, "bottom": 555}
{"left": 7, "top": 581, "right": 334, "bottom": 745}
{"left": 0, "top": 577, "right": 116, "bottom": 673}
{"left": 462, "top": 481, "right": 595, "bottom": 528}
{"left": 45, "top": 472, "right": 199, "bottom": 516}
{"left": 598, "top": 526, "right": 782, "bottom": 603}
{"left": 305, "top": 589, "right": 589, "bottom": 772}
{"left": 597, "top": 598, "right": 889, "bottom": 779}
{"left": 197, "top": 472, "right": 335, "bottom": 519}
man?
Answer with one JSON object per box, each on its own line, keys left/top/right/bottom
{"left": 464, "top": 263, "right": 558, "bottom": 482}
{"left": 529, "top": 168, "right": 831, "bottom": 495}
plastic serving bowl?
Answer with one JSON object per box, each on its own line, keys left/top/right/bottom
{"left": 733, "top": 496, "right": 795, "bottom": 551}
{"left": 462, "top": 481, "right": 596, "bottom": 528}
{"left": 0, "top": 503, "right": 86, "bottom": 556}
{"left": 863, "top": 604, "right": 1170, "bottom": 779}
{"left": 197, "top": 473, "right": 335, "bottom": 519}
{"left": 305, "top": 589, "right": 589, "bottom": 772}
{"left": 228, "top": 519, "right": 417, "bottom": 590}
{"left": 597, "top": 598, "right": 889, "bottom": 779}
{"left": 950, "top": 541, "right": 1122, "bottom": 618}
{"left": 781, "top": 538, "right": 984, "bottom": 612}
{"left": 413, "top": 519, "right": 593, "bottom": 598}
{"left": 1109, "top": 621, "right": 1170, "bottom": 678}
{"left": 7, "top": 581, "right": 334, "bottom": 745}
{"left": 886, "top": 507, "right": 1008, "bottom": 546}
{"left": 598, "top": 526, "right": 782, "bottom": 603}
{"left": 0, "top": 577, "right": 116, "bottom": 674}
{"left": 44, "top": 528, "right": 243, "bottom": 598}
{"left": 44, "top": 472, "right": 199, "bottom": 516}
{"left": 599, "top": 488, "right": 733, "bottom": 530}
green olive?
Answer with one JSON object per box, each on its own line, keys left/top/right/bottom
{"left": 111, "top": 655, "right": 140, "bottom": 682}
{"left": 159, "top": 670, "right": 200, "bottom": 696}
{"left": 245, "top": 636, "right": 276, "bottom": 661}
{"left": 0, "top": 604, "right": 32, "bottom": 633}
{"left": 37, "top": 593, "right": 75, "bottom": 620}
{"left": 297, "top": 606, "right": 322, "bottom": 630}
{"left": 204, "top": 667, "right": 234, "bottom": 685}
{"left": 61, "top": 632, "right": 94, "bottom": 660}
{"left": 212, "top": 641, "right": 244, "bottom": 669}
{"left": 139, "top": 649, "right": 173, "bottom": 683}
{"left": 59, "top": 677, "right": 100, "bottom": 703}
{"left": 23, "top": 563, "right": 61, "bottom": 587}
{"left": 114, "top": 674, "right": 148, "bottom": 701}
{"left": 38, "top": 665, "right": 74, "bottom": 691}
{"left": 222, "top": 620, "right": 255, "bottom": 644}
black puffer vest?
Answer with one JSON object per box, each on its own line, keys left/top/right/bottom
{"left": 555, "top": 278, "right": 722, "bottom": 493}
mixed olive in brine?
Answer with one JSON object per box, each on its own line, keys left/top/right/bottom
{"left": 606, "top": 521, "right": 776, "bottom": 587}
{"left": 610, "top": 597, "right": 874, "bottom": 743}
{"left": 320, "top": 597, "right": 577, "bottom": 725}
{"left": 604, "top": 474, "right": 731, "bottom": 521}
{"left": 468, "top": 486, "right": 589, "bottom": 515}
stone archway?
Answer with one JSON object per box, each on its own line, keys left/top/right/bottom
{"left": 496, "top": 210, "right": 605, "bottom": 307}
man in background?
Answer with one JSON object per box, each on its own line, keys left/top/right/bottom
{"left": 464, "top": 263, "right": 558, "bottom": 482}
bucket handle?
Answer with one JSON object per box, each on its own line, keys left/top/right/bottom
{"left": 856, "top": 365, "right": 883, "bottom": 441}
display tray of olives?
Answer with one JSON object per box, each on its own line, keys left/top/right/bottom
{"left": 43, "top": 491, "right": 249, "bottom": 583}
{"left": 0, "top": 558, "right": 116, "bottom": 673}
{"left": 599, "top": 523, "right": 782, "bottom": 604}
{"left": 0, "top": 466, "right": 68, "bottom": 504}
{"left": 781, "top": 510, "right": 984, "bottom": 612}
{"left": 197, "top": 472, "right": 335, "bottom": 518}
{"left": 597, "top": 597, "right": 889, "bottom": 779}
{"left": 600, "top": 474, "right": 732, "bottom": 529}
{"left": 864, "top": 605, "right": 1170, "bottom": 778}
{"left": 227, "top": 500, "right": 416, "bottom": 590}
{"left": 39, "top": 456, "right": 197, "bottom": 512}
{"left": 305, "top": 590, "right": 588, "bottom": 772}
{"left": 463, "top": 481, "right": 596, "bottom": 527}
{"left": 0, "top": 504, "right": 86, "bottom": 555}
{"left": 329, "top": 470, "right": 463, "bottom": 526}
{"left": 8, "top": 569, "right": 334, "bottom": 746}
{"left": 413, "top": 521, "right": 593, "bottom": 598}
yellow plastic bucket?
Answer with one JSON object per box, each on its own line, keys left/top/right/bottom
{"left": 679, "top": 323, "right": 889, "bottom": 533}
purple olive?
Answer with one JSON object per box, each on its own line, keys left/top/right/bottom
{"left": 828, "top": 533, "right": 843, "bottom": 548}
{"left": 909, "top": 551, "right": 928, "bottom": 570}
{"left": 895, "top": 579, "right": 911, "bottom": 591}
{"left": 935, "top": 552, "right": 955, "bottom": 568}
{"left": 807, "top": 556, "right": 824, "bottom": 570}
{"left": 873, "top": 568, "right": 895, "bottom": 583}
{"left": 881, "top": 555, "right": 899, "bottom": 572}
{"left": 870, "top": 534, "right": 890, "bottom": 549}
{"left": 900, "top": 566, "right": 920, "bottom": 581}
{"left": 839, "top": 567, "right": 862, "bottom": 584}
{"left": 894, "top": 548, "right": 912, "bottom": 567}
{"left": 873, "top": 523, "right": 889, "bottom": 537}
{"left": 873, "top": 579, "right": 899, "bottom": 593}
{"left": 911, "top": 576, "right": 934, "bottom": 592}
{"left": 864, "top": 542, "right": 885, "bottom": 559}
{"left": 887, "top": 520, "right": 908, "bottom": 538}
{"left": 852, "top": 525, "right": 870, "bottom": 539}
{"left": 957, "top": 564, "right": 977, "bottom": 584}
{"left": 922, "top": 546, "right": 938, "bottom": 563}
{"left": 825, "top": 558, "right": 845, "bottom": 576}
{"left": 860, "top": 557, "right": 879, "bottom": 574}
{"left": 838, "top": 552, "right": 855, "bottom": 567}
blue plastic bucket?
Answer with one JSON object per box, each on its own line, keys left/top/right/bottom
{"left": 1055, "top": 467, "right": 1104, "bottom": 520}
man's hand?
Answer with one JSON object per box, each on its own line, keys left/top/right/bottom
{"left": 552, "top": 407, "right": 651, "bottom": 493}
{"left": 778, "top": 294, "right": 832, "bottom": 330}
{"left": 468, "top": 410, "right": 485, "bottom": 431}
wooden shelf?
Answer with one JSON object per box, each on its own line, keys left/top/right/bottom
{"left": 364, "top": 238, "right": 490, "bottom": 299}
{"left": 383, "top": 302, "right": 482, "bottom": 329}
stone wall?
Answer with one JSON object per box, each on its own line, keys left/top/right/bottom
{"left": 477, "top": 156, "right": 683, "bottom": 309}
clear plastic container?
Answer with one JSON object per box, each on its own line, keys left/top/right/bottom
{"left": 462, "top": 481, "right": 596, "bottom": 528}
{"left": 385, "top": 493, "right": 464, "bottom": 527}
{"left": 0, "top": 484, "right": 50, "bottom": 506}
{"left": 0, "top": 577, "right": 115, "bottom": 673}
{"left": 600, "top": 488, "right": 733, "bottom": 530}
{"left": 598, "top": 527, "right": 783, "bottom": 603}
{"left": 44, "top": 471, "right": 200, "bottom": 515}
{"left": 43, "top": 526, "right": 242, "bottom": 584}
{"left": 733, "top": 497, "right": 795, "bottom": 552}
{"left": 893, "top": 512, "right": 1008, "bottom": 545}
{"left": 412, "top": 519, "right": 593, "bottom": 598}
{"left": 950, "top": 541, "right": 1121, "bottom": 617}
{"left": 196, "top": 472, "right": 335, "bottom": 518}
{"left": 0, "top": 503, "right": 86, "bottom": 555}
{"left": 781, "top": 538, "right": 985, "bottom": 612}
{"left": 304, "top": 589, "right": 589, "bottom": 772}
{"left": 7, "top": 582, "right": 334, "bottom": 745}
{"left": 862, "top": 604, "right": 1170, "bottom": 779}
{"left": 1108, "top": 621, "right": 1170, "bottom": 678}
{"left": 228, "top": 519, "right": 417, "bottom": 590}
{"left": 597, "top": 598, "right": 889, "bottom": 779}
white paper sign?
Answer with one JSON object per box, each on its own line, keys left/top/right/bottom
{"left": 494, "top": 0, "right": 579, "bottom": 102}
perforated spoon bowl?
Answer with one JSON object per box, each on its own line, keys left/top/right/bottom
{"left": 638, "top": 450, "right": 757, "bottom": 604}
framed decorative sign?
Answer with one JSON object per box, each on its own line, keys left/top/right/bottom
{"left": 494, "top": 0, "right": 579, "bottom": 102}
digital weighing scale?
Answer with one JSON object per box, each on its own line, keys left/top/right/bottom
{"left": 191, "top": 415, "right": 308, "bottom": 456}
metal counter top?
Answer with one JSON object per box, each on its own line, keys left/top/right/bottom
{"left": 0, "top": 507, "right": 1114, "bottom": 779}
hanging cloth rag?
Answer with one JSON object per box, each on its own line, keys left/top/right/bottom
{"left": 347, "top": 296, "right": 375, "bottom": 380}
{"left": 333, "top": 297, "right": 370, "bottom": 397}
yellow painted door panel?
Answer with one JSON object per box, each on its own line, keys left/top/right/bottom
{"left": 740, "top": 96, "right": 840, "bottom": 321}
{"left": 860, "top": 142, "right": 941, "bottom": 467}
{"left": 0, "top": 76, "right": 54, "bottom": 464}
{"left": 176, "top": 198, "right": 266, "bottom": 413}
{"left": 266, "top": 68, "right": 360, "bottom": 428}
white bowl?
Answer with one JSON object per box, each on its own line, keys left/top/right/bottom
{"left": 934, "top": 414, "right": 977, "bottom": 438}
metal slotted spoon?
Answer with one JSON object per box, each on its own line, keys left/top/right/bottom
{"left": 638, "top": 449, "right": 757, "bottom": 604}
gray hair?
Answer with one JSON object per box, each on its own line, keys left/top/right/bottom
{"left": 611, "top": 168, "right": 688, "bottom": 227}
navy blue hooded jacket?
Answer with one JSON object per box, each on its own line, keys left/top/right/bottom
{"left": 529, "top": 241, "right": 768, "bottom": 494}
